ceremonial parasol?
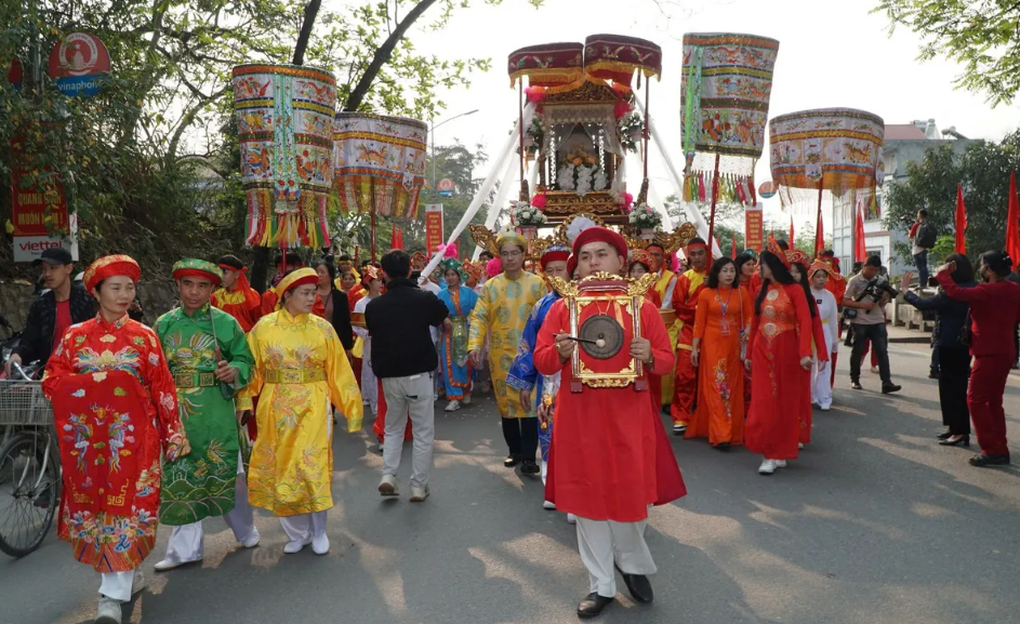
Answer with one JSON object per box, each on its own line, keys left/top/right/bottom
{"left": 333, "top": 112, "right": 428, "bottom": 261}
{"left": 232, "top": 64, "right": 336, "bottom": 250}
{"left": 769, "top": 108, "right": 885, "bottom": 254}
{"left": 680, "top": 33, "right": 779, "bottom": 254}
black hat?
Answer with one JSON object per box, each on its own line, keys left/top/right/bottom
{"left": 218, "top": 254, "right": 245, "bottom": 271}
{"left": 32, "top": 247, "right": 74, "bottom": 266}
{"left": 274, "top": 251, "right": 304, "bottom": 267}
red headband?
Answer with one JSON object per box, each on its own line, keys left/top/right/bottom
{"left": 173, "top": 268, "right": 222, "bottom": 286}
{"left": 540, "top": 249, "right": 570, "bottom": 270}
{"left": 219, "top": 263, "right": 247, "bottom": 273}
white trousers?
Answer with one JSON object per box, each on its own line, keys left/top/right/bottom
{"left": 160, "top": 454, "right": 257, "bottom": 565}
{"left": 381, "top": 375, "right": 436, "bottom": 489}
{"left": 812, "top": 331, "right": 835, "bottom": 409}
{"left": 575, "top": 516, "right": 657, "bottom": 598}
{"left": 279, "top": 510, "right": 327, "bottom": 543}
{"left": 98, "top": 570, "right": 135, "bottom": 602}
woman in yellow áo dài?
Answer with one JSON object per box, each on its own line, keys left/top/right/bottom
{"left": 238, "top": 268, "right": 362, "bottom": 556}
{"left": 468, "top": 230, "right": 547, "bottom": 472}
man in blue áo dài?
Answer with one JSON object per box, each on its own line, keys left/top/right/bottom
{"left": 506, "top": 244, "right": 573, "bottom": 519}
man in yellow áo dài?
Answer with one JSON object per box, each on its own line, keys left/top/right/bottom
{"left": 647, "top": 242, "right": 679, "bottom": 410}
{"left": 238, "top": 268, "right": 363, "bottom": 556}
{"left": 469, "top": 230, "right": 547, "bottom": 473}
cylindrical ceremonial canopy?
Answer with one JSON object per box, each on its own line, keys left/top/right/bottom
{"left": 769, "top": 107, "right": 885, "bottom": 206}
{"left": 333, "top": 113, "right": 428, "bottom": 218}
{"left": 232, "top": 64, "right": 336, "bottom": 248}
{"left": 680, "top": 33, "right": 779, "bottom": 205}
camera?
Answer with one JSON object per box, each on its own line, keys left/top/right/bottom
{"left": 864, "top": 277, "right": 900, "bottom": 301}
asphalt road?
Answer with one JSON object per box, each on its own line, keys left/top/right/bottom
{"left": 3, "top": 340, "right": 1020, "bottom": 624}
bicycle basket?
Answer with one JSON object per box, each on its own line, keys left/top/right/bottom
{"left": 0, "top": 380, "right": 53, "bottom": 426}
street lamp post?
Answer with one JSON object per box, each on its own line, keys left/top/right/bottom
{"left": 431, "top": 109, "right": 479, "bottom": 200}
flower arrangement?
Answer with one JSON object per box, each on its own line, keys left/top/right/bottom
{"left": 511, "top": 199, "right": 547, "bottom": 226}
{"left": 618, "top": 112, "right": 644, "bottom": 153}
{"left": 557, "top": 147, "right": 607, "bottom": 195}
{"left": 628, "top": 203, "right": 662, "bottom": 229}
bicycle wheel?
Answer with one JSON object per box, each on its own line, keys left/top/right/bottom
{"left": 0, "top": 430, "right": 59, "bottom": 557}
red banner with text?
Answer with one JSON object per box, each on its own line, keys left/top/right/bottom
{"left": 424, "top": 204, "right": 444, "bottom": 254}
{"left": 744, "top": 205, "right": 764, "bottom": 253}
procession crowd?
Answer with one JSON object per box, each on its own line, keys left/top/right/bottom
{"left": 8, "top": 213, "right": 1020, "bottom": 623}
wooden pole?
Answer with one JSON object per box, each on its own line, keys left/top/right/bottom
{"left": 371, "top": 211, "right": 377, "bottom": 263}
{"left": 706, "top": 153, "right": 721, "bottom": 257}
{"left": 518, "top": 81, "right": 526, "bottom": 199}
{"left": 815, "top": 179, "right": 824, "bottom": 255}
{"left": 642, "top": 80, "right": 651, "bottom": 182}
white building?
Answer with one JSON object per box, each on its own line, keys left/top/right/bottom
{"left": 831, "top": 119, "right": 973, "bottom": 274}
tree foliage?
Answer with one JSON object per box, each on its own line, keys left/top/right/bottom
{"left": 1, "top": 0, "right": 539, "bottom": 280}
{"left": 874, "top": 0, "right": 1020, "bottom": 106}
{"left": 883, "top": 132, "right": 1020, "bottom": 264}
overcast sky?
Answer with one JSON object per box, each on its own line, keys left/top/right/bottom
{"left": 329, "top": 0, "right": 1020, "bottom": 229}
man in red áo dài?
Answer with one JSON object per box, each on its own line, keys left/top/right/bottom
{"left": 212, "top": 254, "right": 263, "bottom": 333}
{"left": 535, "top": 227, "right": 685, "bottom": 619}
{"left": 670, "top": 237, "right": 709, "bottom": 434}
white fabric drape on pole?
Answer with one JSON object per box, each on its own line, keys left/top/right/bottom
{"left": 472, "top": 154, "right": 520, "bottom": 260}
{"left": 423, "top": 102, "right": 537, "bottom": 278}
{"left": 634, "top": 93, "right": 722, "bottom": 258}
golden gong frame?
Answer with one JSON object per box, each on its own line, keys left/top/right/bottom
{"left": 549, "top": 272, "right": 657, "bottom": 392}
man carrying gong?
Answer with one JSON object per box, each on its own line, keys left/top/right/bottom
{"left": 533, "top": 226, "right": 686, "bottom": 619}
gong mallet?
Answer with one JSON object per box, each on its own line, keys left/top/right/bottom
{"left": 561, "top": 335, "right": 609, "bottom": 348}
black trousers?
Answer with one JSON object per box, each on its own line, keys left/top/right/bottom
{"left": 938, "top": 346, "right": 972, "bottom": 435}
{"left": 850, "top": 323, "right": 892, "bottom": 384}
{"left": 503, "top": 417, "right": 538, "bottom": 462}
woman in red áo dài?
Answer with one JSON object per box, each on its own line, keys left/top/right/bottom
{"left": 744, "top": 240, "right": 814, "bottom": 475}
{"left": 44, "top": 255, "right": 190, "bottom": 624}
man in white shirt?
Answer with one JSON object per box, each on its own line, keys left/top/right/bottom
{"left": 809, "top": 262, "right": 839, "bottom": 410}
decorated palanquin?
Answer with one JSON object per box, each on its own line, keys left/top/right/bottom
{"left": 508, "top": 34, "right": 662, "bottom": 224}
{"left": 547, "top": 272, "right": 659, "bottom": 393}
{"left": 333, "top": 113, "right": 428, "bottom": 218}
{"left": 232, "top": 64, "right": 337, "bottom": 248}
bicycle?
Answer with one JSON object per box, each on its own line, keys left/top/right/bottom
{"left": 0, "top": 363, "right": 60, "bottom": 557}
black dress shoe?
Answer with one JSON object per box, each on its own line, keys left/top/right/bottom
{"left": 970, "top": 453, "right": 1011, "bottom": 467}
{"left": 939, "top": 435, "right": 970, "bottom": 447}
{"left": 504, "top": 455, "right": 520, "bottom": 468}
{"left": 615, "top": 564, "right": 653, "bottom": 603}
{"left": 937, "top": 430, "right": 952, "bottom": 440}
{"left": 577, "top": 592, "right": 614, "bottom": 618}
{"left": 714, "top": 441, "right": 731, "bottom": 451}
{"left": 850, "top": 380, "right": 863, "bottom": 390}
{"left": 520, "top": 460, "right": 540, "bottom": 475}
{"left": 881, "top": 383, "right": 902, "bottom": 394}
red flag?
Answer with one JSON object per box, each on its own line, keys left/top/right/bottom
{"left": 854, "top": 204, "right": 867, "bottom": 262}
{"left": 1007, "top": 172, "right": 1020, "bottom": 264}
{"left": 789, "top": 216, "right": 794, "bottom": 246}
{"left": 954, "top": 184, "right": 967, "bottom": 254}
{"left": 731, "top": 231, "right": 737, "bottom": 259}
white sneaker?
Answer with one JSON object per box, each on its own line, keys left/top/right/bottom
{"left": 566, "top": 513, "right": 577, "bottom": 524}
{"left": 284, "top": 538, "right": 311, "bottom": 554}
{"left": 758, "top": 459, "right": 777, "bottom": 475}
{"left": 820, "top": 404, "right": 831, "bottom": 412}
{"left": 798, "top": 442, "right": 805, "bottom": 450}
{"left": 445, "top": 400, "right": 461, "bottom": 412}
{"left": 410, "top": 485, "right": 430, "bottom": 502}
{"left": 241, "top": 527, "right": 261, "bottom": 549}
{"left": 378, "top": 474, "right": 398, "bottom": 497}
{"left": 775, "top": 460, "right": 788, "bottom": 469}
{"left": 95, "top": 596, "right": 122, "bottom": 624}
{"left": 153, "top": 556, "right": 200, "bottom": 572}
{"left": 871, "top": 366, "right": 879, "bottom": 374}
{"left": 462, "top": 393, "right": 472, "bottom": 405}
{"left": 542, "top": 500, "right": 556, "bottom": 510}
{"left": 311, "top": 533, "right": 330, "bottom": 555}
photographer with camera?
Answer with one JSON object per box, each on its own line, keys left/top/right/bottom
{"left": 842, "top": 255, "right": 902, "bottom": 394}
{"left": 908, "top": 209, "right": 937, "bottom": 290}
